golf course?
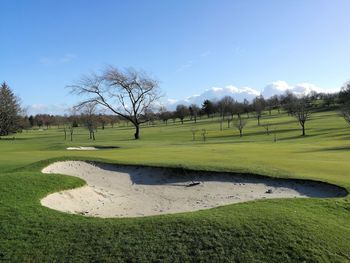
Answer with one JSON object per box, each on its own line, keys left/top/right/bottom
{"left": 2, "top": 1, "right": 350, "bottom": 261}
{"left": 1, "top": 109, "right": 350, "bottom": 262}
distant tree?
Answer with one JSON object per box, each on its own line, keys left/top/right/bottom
{"left": 341, "top": 104, "right": 350, "bottom": 126}
{"left": 159, "top": 106, "right": 171, "bottom": 125}
{"left": 280, "top": 91, "right": 297, "bottom": 115}
{"left": 55, "top": 115, "right": 65, "bottom": 129}
{"left": 28, "top": 115, "right": 35, "bottom": 127}
{"left": 218, "top": 96, "right": 234, "bottom": 120}
{"left": 171, "top": 112, "right": 177, "bottom": 123}
{"left": 252, "top": 95, "right": 265, "bottom": 126}
{"left": 266, "top": 95, "right": 280, "bottom": 115}
{"left": 262, "top": 123, "right": 270, "bottom": 135}
{"left": 339, "top": 81, "right": 350, "bottom": 105}
{"left": 35, "top": 115, "right": 44, "bottom": 128}
{"left": 42, "top": 114, "right": 54, "bottom": 129}
{"left": 293, "top": 97, "right": 311, "bottom": 136}
{"left": 78, "top": 102, "right": 99, "bottom": 140}
{"left": 190, "top": 127, "right": 197, "bottom": 141}
{"left": 243, "top": 98, "right": 251, "bottom": 118}
{"left": 202, "top": 99, "right": 215, "bottom": 118}
{"left": 322, "top": 93, "right": 337, "bottom": 108}
{"left": 201, "top": 129, "right": 207, "bottom": 142}
{"left": 66, "top": 110, "right": 78, "bottom": 141}
{"left": 69, "top": 67, "right": 161, "bottom": 140}
{"left": 176, "top": 104, "right": 189, "bottom": 124}
{"left": 98, "top": 114, "right": 109, "bottom": 130}
{"left": 109, "top": 115, "right": 119, "bottom": 128}
{"left": 144, "top": 109, "right": 156, "bottom": 126}
{"left": 0, "top": 82, "right": 21, "bottom": 136}
{"left": 235, "top": 117, "right": 247, "bottom": 137}
{"left": 18, "top": 116, "right": 31, "bottom": 132}
{"left": 189, "top": 104, "right": 200, "bottom": 123}
{"left": 233, "top": 101, "right": 244, "bottom": 118}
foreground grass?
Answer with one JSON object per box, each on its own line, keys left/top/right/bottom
{"left": 0, "top": 110, "right": 350, "bottom": 262}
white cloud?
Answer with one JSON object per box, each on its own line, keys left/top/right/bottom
{"left": 165, "top": 81, "right": 340, "bottom": 109}
{"left": 26, "top": 104, "right": 69, "bottom": 115}
{"left": 176, "top": 60, "right": 193, "bottom": 72}
{"left": 59, "top": 53, "right": 77, "bottom": 64}
{"left": 39, "top": 53, "right": 77, "bottom": 66}
{"left": 261, "top": 81, "right": 339, "bottom": 98}
{"left": 165, "top": 85, "right": 259, "bottom": 109}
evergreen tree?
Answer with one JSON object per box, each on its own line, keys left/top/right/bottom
{"left": 0, "top": 82, "right": 21, "bottom": 136}
{"left": 202, "top": 99, "right": 215, "bottom": 117}
{"left": 339, "top": 81, "right": 350, "bottom": 105}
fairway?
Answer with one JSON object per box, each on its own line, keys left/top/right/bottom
{"left": 1, "top": 110, "right": 350, "bottom": 262}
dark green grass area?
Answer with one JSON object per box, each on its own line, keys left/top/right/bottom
{"left": 1, "top": 110, "right": 350, "bottom": 262}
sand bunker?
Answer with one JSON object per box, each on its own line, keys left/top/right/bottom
{"left": 67, "top": 146, "right": 118, "bottom": 151}
{"left": 41, "top": 161, "right": 346, "bottom": 218}
{"left": 67, "top": 147, "right": 98, "bottom": 151}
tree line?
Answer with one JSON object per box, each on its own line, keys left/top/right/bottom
{"left": 2, "top": 69, "right": 350, "bottom": 139}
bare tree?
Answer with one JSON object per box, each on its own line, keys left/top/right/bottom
{"left": 159, "top": 106, "right": 171, "bottom": 125}
{"left": 77, "top": 102, "right": 99, "bottom": 140}
{"left": 189, "top": 104, "right": 200, "bottom": 123}
{"left": 341, "top": 105, "right": 350, "bottom": 126}
{"left": 176, "top": 104, "right": 189, "bottom": 124}
{"left": 201, "top": 129, "right": 207, "bottom": 142}
{"left": 293, "top": 97, "right": 311, "bottom": 136}
{"left": 69, "top": 67, "right": 161, "bottom": 139}
{"left": 65, "top": 108, "right": 78, "bottom": 141}
{"left": 190, "top": 127, "right": 197, "bottom": 141}
{"left": 253, "top": 96, "right": 265, "bottom": 126}
{"left": 235, "top": 117, "right": 247, "bottom": 137}
{"left": 262, "top": 123, "right": 270, "bottom": 135}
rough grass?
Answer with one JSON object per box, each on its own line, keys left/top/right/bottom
{"left": 0, "top": 109, "right": 350, "bottom": 262}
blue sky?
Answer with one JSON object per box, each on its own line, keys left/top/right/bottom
{"left": 1, "top": 0, "right": 350, "bottom": 114}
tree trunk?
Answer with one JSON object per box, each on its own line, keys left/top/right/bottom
{"left": 239, "top": 129, "right": 242, "bottom": 137}
{"left": 134, "top": 124, "right": 140, "bottom": 139}
{"left": 302, "top": 123, "right": 305, "bottom": 136}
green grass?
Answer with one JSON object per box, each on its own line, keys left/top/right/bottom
{"left": 1, "top": 109, "right": 350, "bottom": 262}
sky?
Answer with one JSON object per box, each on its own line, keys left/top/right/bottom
{"left": 1, "top": 0, "right": 350, "bottom": 114}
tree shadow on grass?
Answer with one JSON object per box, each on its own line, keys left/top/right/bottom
{"left": 306, "top": 146, "right": 350, "bottom": 152}
{"left": 0, "top": 137, "right": 30, "bottom": 141}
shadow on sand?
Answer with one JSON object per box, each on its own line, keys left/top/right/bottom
{"left": 96, "top": 163, "right": 348, "bottom": 199}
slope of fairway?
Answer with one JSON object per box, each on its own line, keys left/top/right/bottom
{"left": 0, "top": 109, "right": 350, "bottom": 262}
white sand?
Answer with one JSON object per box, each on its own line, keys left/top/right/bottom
{"left": 67, "top": 147, "right": 99, "bottom": 151}
{"left": 41, "top": 161, "right": 345, "bottom": 218}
